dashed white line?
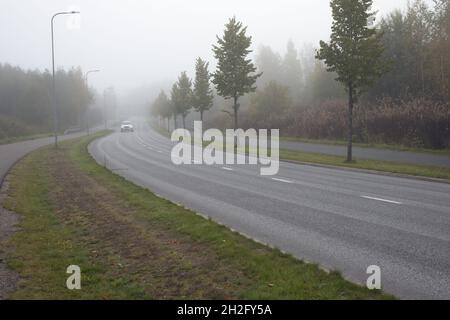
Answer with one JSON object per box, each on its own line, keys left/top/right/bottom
{"left": 221, "top": 167, "right": 233, "bottom": 171}
{"left": 361, "top": 196, "right": 402, "bottom": 205}
{"left": 135, "top": 135, "right": 165, "bottom": 154}
{"left": 271, "top": 177, "right": 293, "bottom": 184}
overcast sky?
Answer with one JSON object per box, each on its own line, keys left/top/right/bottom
{"left": 1, "top": 0, "right": 430, "bottom": 96}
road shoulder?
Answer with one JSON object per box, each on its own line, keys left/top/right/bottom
{"left": 0, "top": 178, "right": 20, "bottom": 299}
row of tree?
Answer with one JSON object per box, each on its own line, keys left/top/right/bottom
{"left": 152, "top": 17, "right": 261, "bottom": 131}
{"left": 151, "top": 58, "right": 214, "bottom": 130}
{"left": 253, "top": 0, "right": 450, "bottom": 105}
{"left": 0, "top": 64, "right": 92, "bottom": 132}
{"left": 369, "top": 0, "right": 450, "bottom": 101}
{"left": 0, "top": 63, "right": 121, "bottom": 139}
{"left": 151, "top": 0, "right": 450, "bottom": 156}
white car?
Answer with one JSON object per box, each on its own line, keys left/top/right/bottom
{"left": 120, "top": 121, "right": 134, "bottom": 132}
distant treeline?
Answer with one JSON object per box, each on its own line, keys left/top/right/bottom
{"left": 250, "top": 0, "right": 450, "bottom": 104}
{"left": 151, "top": 0, "right": 450, "bottom": 149}
{"left": 242, "top": 0, "right": 450, "bottom": 148}
{"left": 0, "top": 64, "right": 94, "bottom": 139}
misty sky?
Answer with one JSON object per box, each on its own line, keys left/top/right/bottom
{"left": 1, "top": 0, "right": 431, "bottom": 96}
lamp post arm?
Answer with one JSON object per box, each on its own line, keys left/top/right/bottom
{"left": 50, "top": 11, "right": 80, "bottom": 147}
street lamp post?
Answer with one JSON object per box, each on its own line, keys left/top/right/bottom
{"left": 103, "top": 90, "right": 107, "bottom": 130}
{"left": 51, "top": 11, "right": 80, "bottom": 148}
{"left": 84, "top": 70, "right": 100, "bottom": 135}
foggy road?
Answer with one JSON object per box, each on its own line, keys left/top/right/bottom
{"left": 89, "top": 120, "right": 450, "bottom": 300}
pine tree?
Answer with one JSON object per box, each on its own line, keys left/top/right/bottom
{"left": 151, "top": 90, "right": 171, "bottom": 131}
{"left": 316, "top": 0, "right": 388, "bottom": 162}
{"left": 175, "top": 71, "right": 193, "bottom": 129}
{"left": 212, "top": 17, "right": 261, "bottom": 129}
{"left": 282, "top": 40, "right": 303, "bottom": 98}
{"left": 170, "top": 83, "right": 180, "bottom": 129}
{"left": 256, "top": 45, "right": 283, "bottom": 86}
{"left": 192, "top": 57, "right": 214, "bottom": 121}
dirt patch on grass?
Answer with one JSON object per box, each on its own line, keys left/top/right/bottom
{"left": 0, "top": 179, "right": 20, "bottom": 299}
{"left": 47, "top": 146, "right": 247, "bottom": 299}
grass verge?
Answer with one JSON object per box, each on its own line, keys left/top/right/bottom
{"left": 280, "top": 149, "right": 450, "bottom": 181}
{"left": 2, "top": 132, "right": 392, "bottom": 299}
{"left": 150, "top": 122, "right": 449, "bottom": 180}
{"left": 281, "top": 136, "right": 450, "bottom": 156}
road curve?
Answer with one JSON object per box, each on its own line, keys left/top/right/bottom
{"left": 0, "top": 131, "right": 99, "bottom": 185}
{"left": 89, "top": 120, "right": 450, "bottom": 300}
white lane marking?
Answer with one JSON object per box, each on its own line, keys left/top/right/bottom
{"left": 135, "top": 132, "right": 167, "bottom": 154}
{"left": 271, "top": 177, "right": 293, "bottom": 184}
{"left": 134, "top": 134, "right": 164, "bottom": 153}
{"left": 136, "top": 139, "right": 149, "bottom": 148}
{"left": 361, "top": 196, "right": 402, "bottom": 205}
{"left": 222, "top": 167, "right": 233, "bottom": 171}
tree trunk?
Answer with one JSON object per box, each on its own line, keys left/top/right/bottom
{"left": 167, "top": 118, "right": 170, "bottom": 132}
{"left": 441, "top": 54, "right": 445, "bottom": 99}
{"left": 233, "top": 96, "right": 238, "bottom": 130}
{"left": 421, "top": 59, "right": 425, "bottom": 96}
{"left": 200, "top": 110, "right": 203, "bottom": 122}
{"left": 173, "top": 114, "right": 177, "bottom": 129}
{"left": 182, "top": 116, "right": 186, "bottom": 129}
{"left": 347, "top": 83, "right": 354, "bottom": 162}
{"left": 233, "top": 96, "right": 239, "bottom": 151}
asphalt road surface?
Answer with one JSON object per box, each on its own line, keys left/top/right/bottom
{"left": 280, "top": 140, "right": 450, "bottom": 168}
{"left": 89, "top": 120, "right": 450, "bottom": 300}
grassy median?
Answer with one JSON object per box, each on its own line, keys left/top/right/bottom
{"left": 280, "top": 149, "right": 450, "bottom": 180}
{"left": 3, "top": 132, "right": 391, "bottom": 299}
{"left": 281, "top": 137, "right": 450, "bottom": 157}
{"left": 151, "top": 122, "right": 450, "bottom": 181}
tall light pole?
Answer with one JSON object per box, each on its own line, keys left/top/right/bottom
{"left": 84, "top": 70, "right": 100, "bottom": 135}
{"left": 103, "top": 89, "right": 108, "bottom": 130}
{"left": 51, "top": 10, "right": 80, "bottom": 148}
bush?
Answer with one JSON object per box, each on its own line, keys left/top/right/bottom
{"left": 0, "top": 116, "right": 43, "bottom": 140}
{"left": 282, "top": 98, "right": 450, "bottom": 149}
{"left": 365, "top": 99, "right": 450, "bottom": 148}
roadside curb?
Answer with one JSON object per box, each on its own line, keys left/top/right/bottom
{"left": 148, "top": 122, "right": 450, "bottom": 185}
{"left": 281, "top": 158, "right": 450, "bottom": 185}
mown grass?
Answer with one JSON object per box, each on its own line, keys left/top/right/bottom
{"left": 280, "top": 149, "right": 450, "bottom": 181}
{"left": 4, "top": 132, "right": 393, "bottom": 299}
{"left": 150, "top": 122, "right": 449, "bottom": 180}
{"left": 4, "top": 140, "right": 146, "bottom": 299}
{"left": 281, "top": 136, "right": 450, "bottom": 156}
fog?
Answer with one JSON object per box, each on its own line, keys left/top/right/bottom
{"left": 2, "top": 0, "right": 424, "bottom": 99}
